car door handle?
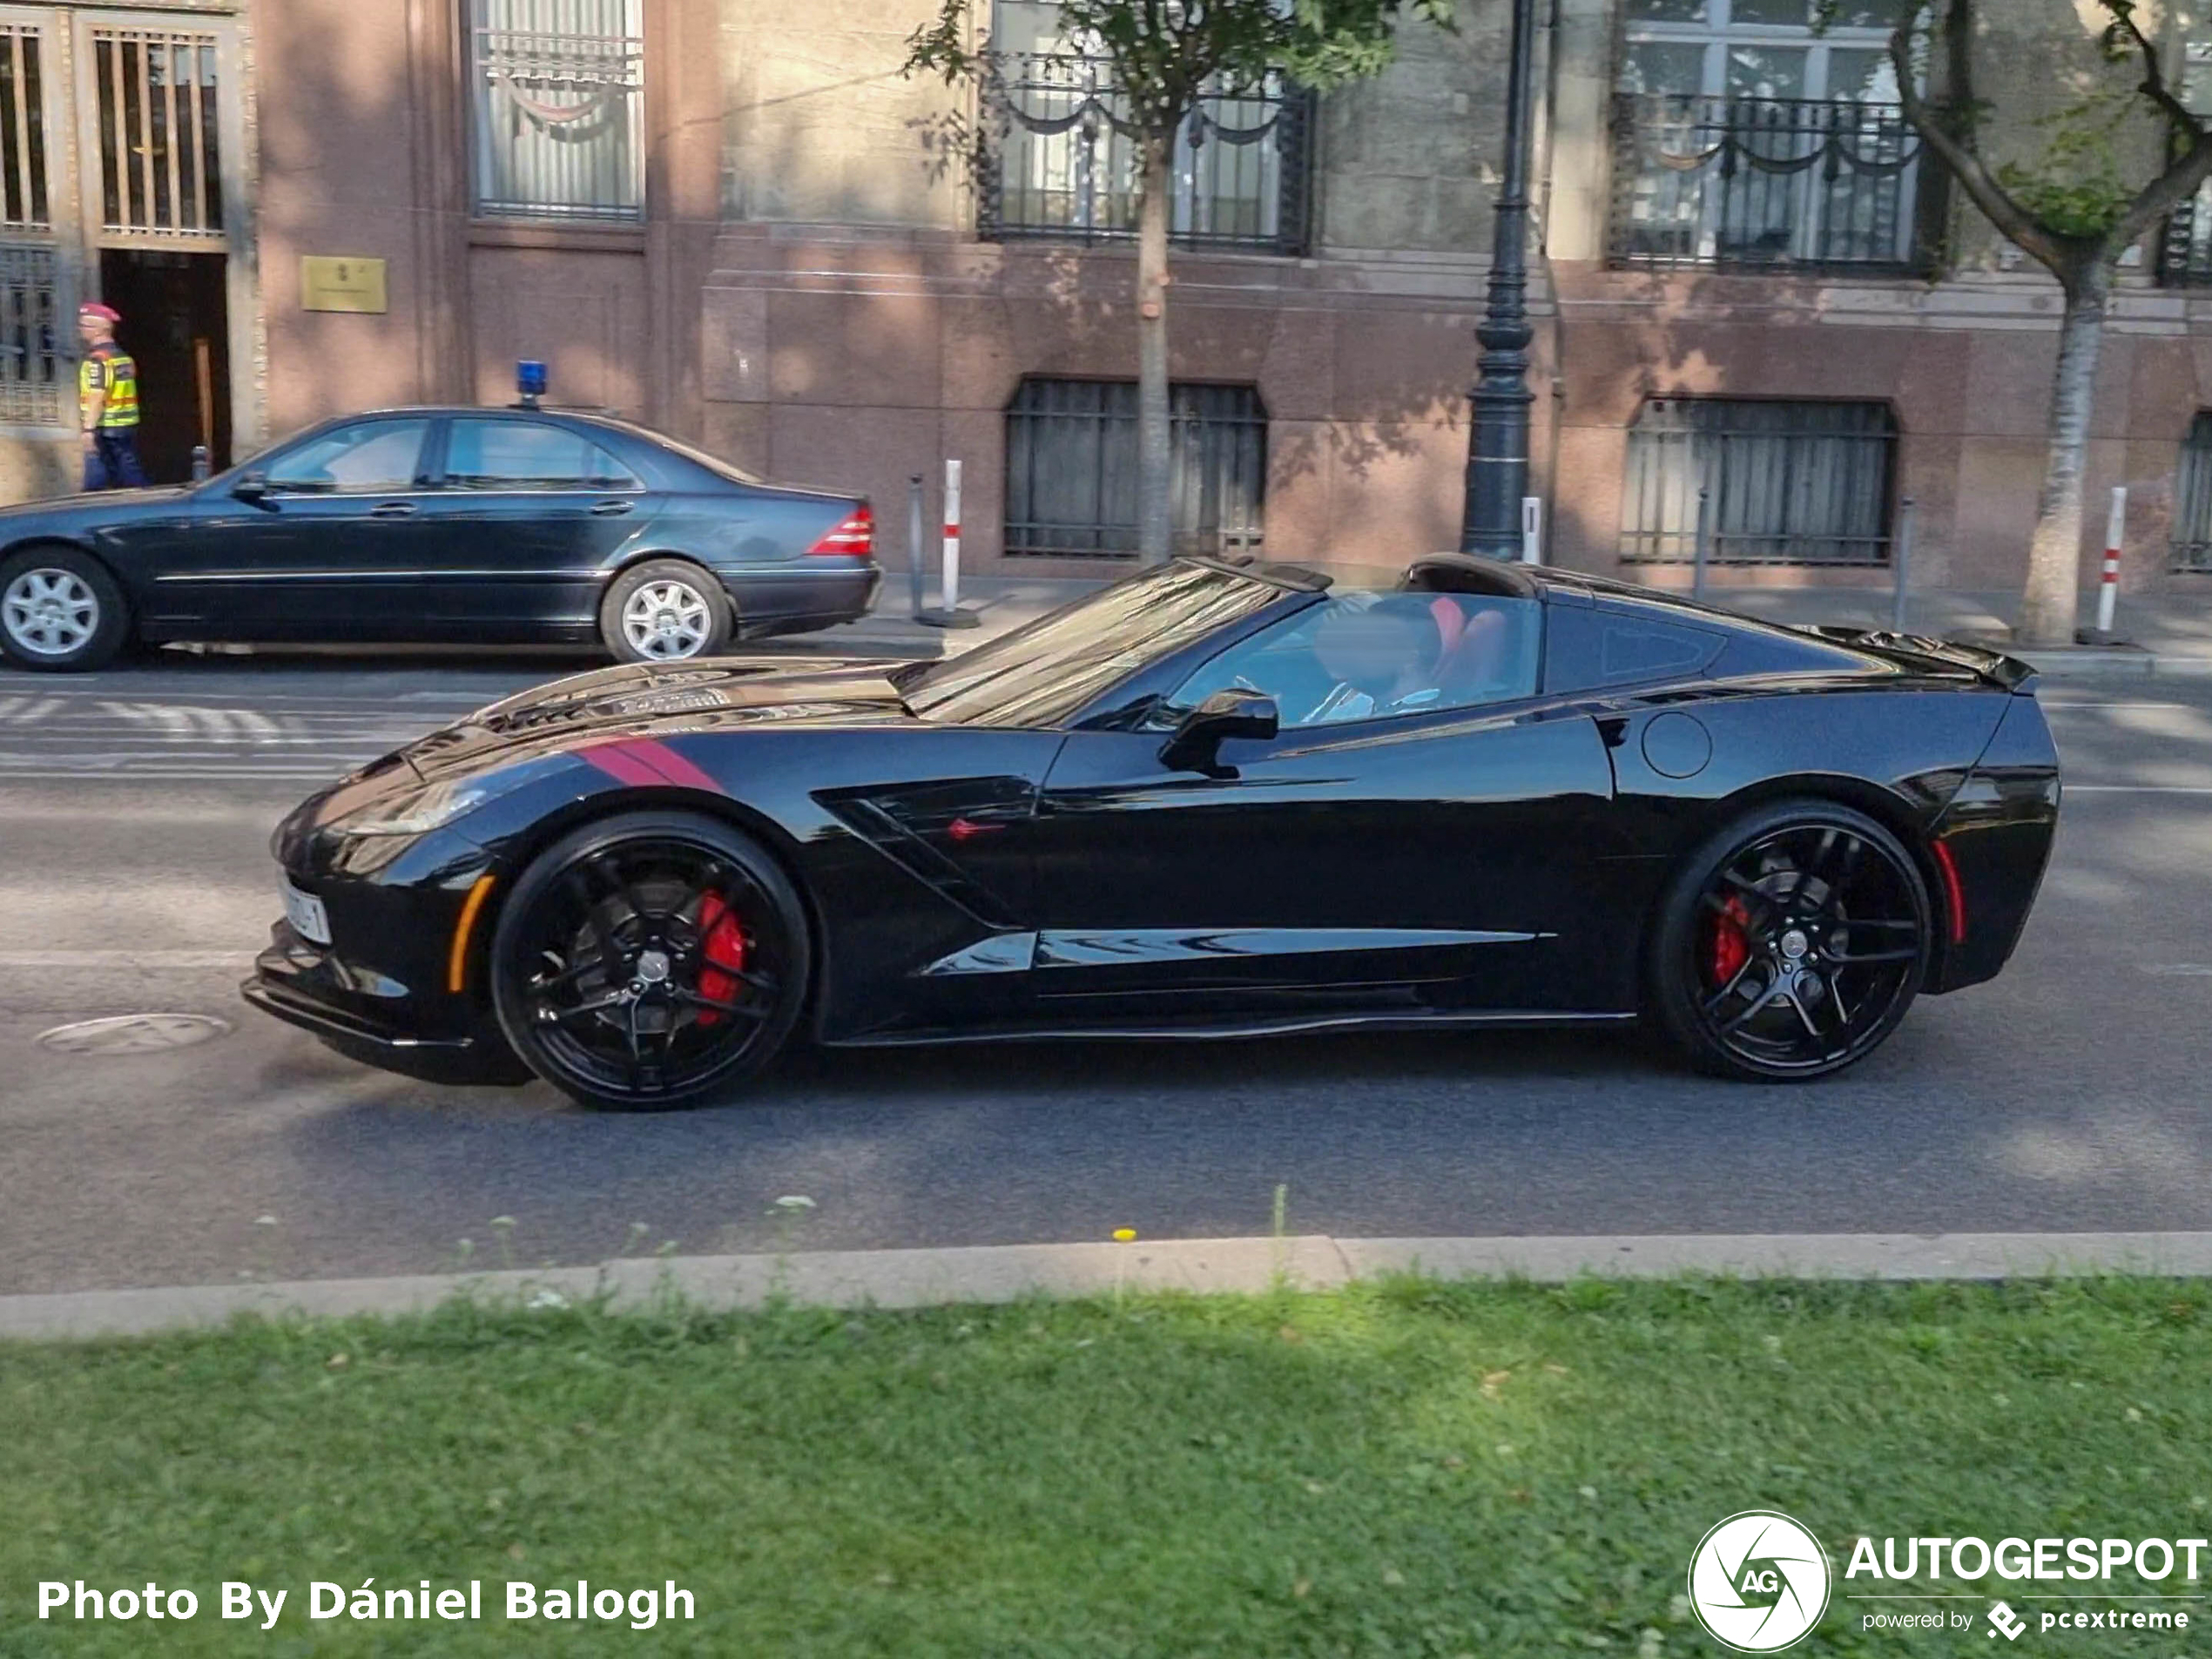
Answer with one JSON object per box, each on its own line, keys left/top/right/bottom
{"left": 590, "top": 498, "right": 635, "bottom": 516}
{"left": 369, "top": 501, "right": 417, "bottom": 518}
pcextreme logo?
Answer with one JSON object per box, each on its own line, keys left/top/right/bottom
{"left": 1686, "top": 1510, "right": 1833, "bottom": 1653}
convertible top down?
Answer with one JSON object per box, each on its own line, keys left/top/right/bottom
{"left": 244, "top": 554, "right": 2060, "bottom": 1109}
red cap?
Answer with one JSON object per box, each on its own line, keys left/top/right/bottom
{"left": 78, "top": 301, "right": 120, "bottom": 323}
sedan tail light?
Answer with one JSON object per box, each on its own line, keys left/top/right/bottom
{"left": 807, "top": 504, "right": 873, "bottom": 557}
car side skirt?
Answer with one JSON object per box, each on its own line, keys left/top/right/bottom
{"left": 822, "top": 1008, "right": 1641, "bottom": 1048}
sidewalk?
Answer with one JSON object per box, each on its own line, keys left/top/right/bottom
{"left": 13, "top": 1231, "right": 2212, "bottom": 1340}
{"left": 825, "top": 568, "right": 2212, "bottom": 678}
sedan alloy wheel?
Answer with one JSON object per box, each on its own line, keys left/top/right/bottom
{"left": 622, "top": 578, "right": 714, "bottom": 660}
{"left": 3, "top": 566, "right": 99, "bottom": 658}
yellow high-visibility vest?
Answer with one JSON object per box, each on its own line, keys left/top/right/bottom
{"left": 79, "top": 346, "right": 138, "bottom": 429}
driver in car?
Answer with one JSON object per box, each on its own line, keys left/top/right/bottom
{"left": 1306, "top": 594, "right": 1447, "bottom": 724}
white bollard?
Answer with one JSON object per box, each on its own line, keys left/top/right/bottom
{"left": 2097, "top": 485, "right": 2125, "bottom": 636}
{"left": 942, "top": 458, "right": 962, "bottom": 616}
{"left": 1520, "top": 496, "right": 1543, "bottom": 566}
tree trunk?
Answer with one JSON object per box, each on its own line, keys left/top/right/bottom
{"left": 2017, "top": 278, "right": 2107, "bottom": 647}
{"left": 1136, "top": 136, "right": 1173, "bottom": 567}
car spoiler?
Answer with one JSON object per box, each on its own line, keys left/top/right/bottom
{"left": 1801, "top": 626, "right": 2041, "bottom": 693}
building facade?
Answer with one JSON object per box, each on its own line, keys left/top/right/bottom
{"left": 8, "top": 0, "right": 2212, "bottom": 607}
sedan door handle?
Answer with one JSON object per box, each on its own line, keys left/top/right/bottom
{"left": 590, "top": 498, "right": 635, "bottom": 516}
{"left": 369, "top": 500, "right": 418, "bottom": 518}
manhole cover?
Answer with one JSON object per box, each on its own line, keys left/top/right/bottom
{"left": 37, "top": 1013, "right": 233, "bottom": 1055}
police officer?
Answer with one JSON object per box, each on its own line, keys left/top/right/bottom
{"left": 77, "top": 300, "right": 146, "bottom": 491}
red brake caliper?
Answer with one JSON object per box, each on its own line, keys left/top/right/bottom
{"left": 693, "top": 894, "right": 748, "bottom": 1028}
{"left": 1707, "top": 895, "right": 1751, "bottom": 988}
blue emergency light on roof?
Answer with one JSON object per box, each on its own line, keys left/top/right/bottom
{"left": 516, "top": 360, "right": 547, "bottom": 408}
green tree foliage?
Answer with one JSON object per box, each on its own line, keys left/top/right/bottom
{"left": 1868, "top": 0, "right": 2212, "bottom": 644}
{"left": 905, "top": 0, "right": 1453, "bottom": 564}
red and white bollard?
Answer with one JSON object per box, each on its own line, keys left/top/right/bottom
{"left": 941, "top": 457, "right": 962, "bottom": 616}
{"left": 2097, "top": 485, "right": 2125, "bottom": 637}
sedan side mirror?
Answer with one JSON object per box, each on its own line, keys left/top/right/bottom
{"left": 1159, "top": 688, "right": 1278, "bottom": 777}
{"left": 232, "top": 470, "right": 270, "bottom": 503}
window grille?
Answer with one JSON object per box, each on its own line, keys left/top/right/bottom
{"left": 2171, "top": 413, "right": 2212, "bottom": 572}
{"left": 0, "top": 23, "right": 45, "bottom": 231}
{"left": 1004, "top": 379, "right": 1266, "bottom": 559}
{"left": 2159, "top": 44, "right": 2212, "bottom": 286}
{"left": 978, "top": 52, "right": 1312, "bottom": 255}
{"left": 469, "top": 0, "right": 644, "bottom": 221}
{"left": 1619, "top": 398, "right": 1898, "bottom": 566}
{"left": 90, "top": 26, "right": 221, "bottom": 239}
{"left": 1613, "top": 0, "right": 1925, "bottom": 271}
{"left": 0, "top": 243, "right": 64, "bottom": 426}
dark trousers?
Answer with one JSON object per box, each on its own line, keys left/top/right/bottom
{"left": 83, "top": 428, "right": 146, "bottom": 491}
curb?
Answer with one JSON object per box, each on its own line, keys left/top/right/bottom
{"left": 14, "top": 1231, "right": 2212, "bottom": 1342}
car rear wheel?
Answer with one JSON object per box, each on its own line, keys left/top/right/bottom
{"left": 489, "top": 811, "right": 810, "bottom": 1110}
{"left": 600, "top": 558, "right": 733, "bottom": 664}
{"left": 1648, "top": 799, "right": 1932, "bottom": 1082}
{"left": 0, "top": 547, "right": 130, "bottom": 671}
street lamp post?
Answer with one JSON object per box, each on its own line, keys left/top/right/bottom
{"left": 1460, "top": 0, "right": 1538, "bottom": 558}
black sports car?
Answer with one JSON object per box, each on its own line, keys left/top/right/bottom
{"left": 244, "top": 555, "right": 2060, "bottom": 1109}
{"left": 0, "top": 406, "right": 880, "bottom": 671}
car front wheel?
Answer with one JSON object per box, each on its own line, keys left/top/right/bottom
{"left": 1648, "top": 799, "right": 1932, "bottom": 1082}
{"left": 0, "top": 548, "right": 130, "bottom": 671}
{"left": 489, "top": 811, "right": 810, "bottom": 1110}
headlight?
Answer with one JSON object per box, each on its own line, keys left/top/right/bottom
{"left": 333, "top": 779, "right": 492, "bottom": 837}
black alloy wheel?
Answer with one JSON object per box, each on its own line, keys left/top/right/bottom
{"left": 489, "top": 811, "right": 809, "bottom": 1109}
{"left": 1649, "top": 799, "right": 1932, "bottom": 1082}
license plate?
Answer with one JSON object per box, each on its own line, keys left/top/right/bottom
{"left": 280, "top": 877, "right": 332, "bottom": 946}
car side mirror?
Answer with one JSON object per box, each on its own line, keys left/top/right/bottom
{"left": 232, "top": 470, "right": 270, "bottom": 503}
{"left": 1158, "top": 688, "right": 1278, "bottom": 777}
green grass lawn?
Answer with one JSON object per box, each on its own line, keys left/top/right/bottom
{"left": 7, "top": 1276, "right": 2212, "bottom": 1656}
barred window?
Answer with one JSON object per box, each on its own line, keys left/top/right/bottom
{"left": 0, "top": 22, "right": 50, "bottom": 232}
{"left": 468, "top": 0, "right": 643, "bottom": 221}
{"left": 0, "top": 246, "right": 64, "bottom": 427}
{"left": 2160, "top": 44, "right": 2212, "bottom": 286}
{"left": 2172, "top": 413, "right": 2212, "bottom": 572}
{"left": 1004, "top": 379, "right": 1266, "bottom": 559}
{"left": 1619, "top": 398, "right": 1898, "bottom": 566}
{"left": 983, "top": 1, "right": 1312, "bottom": 255}
{"left": 1613, "top": 0, "right": 1924, "bottom": 271}
{"left": 91, "top": 26, "right": 221, "bottom": 239}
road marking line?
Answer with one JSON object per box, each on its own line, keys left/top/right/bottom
{"left": 0, "top": 950, "right": 260, "bottom": 969}
{"left": 2065, "top": 785, "right": 2212, "bottom": 794}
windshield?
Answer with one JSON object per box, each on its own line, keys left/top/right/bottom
{"left": 894, "top": 562, "right": 1291, "bottom": 728}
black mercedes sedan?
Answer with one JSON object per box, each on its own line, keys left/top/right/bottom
{"left": 245, "top": 554, "right": 2060, "bottom": 1110}
{"left": 0, "top": 406, "right": 880, "bottom": 671}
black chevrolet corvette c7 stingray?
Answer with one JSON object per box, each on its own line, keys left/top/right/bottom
{"left": 243, "top": 554, "right": 2060, "bottom": 1109}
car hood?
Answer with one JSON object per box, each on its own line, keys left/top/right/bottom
{"left": 398, "top": 656, "right": 917, "bottom": 780}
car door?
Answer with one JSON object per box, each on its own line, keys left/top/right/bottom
{"left": 1028, "top": 591, "right": 1624, "bottom": 1015}
{"left": 415, "top": 417, "right": 655, "bottom": 637}
{"left": 178, "top": 416, "right": 438, "bottom": 637}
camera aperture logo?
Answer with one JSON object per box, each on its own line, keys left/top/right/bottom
{"left": 1688, "top": 1511, "right": 1833, "bottom": 1653}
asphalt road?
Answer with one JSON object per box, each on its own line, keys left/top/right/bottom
{"left": 3, "top": 646, "right": 2210, "bottom": 1296}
